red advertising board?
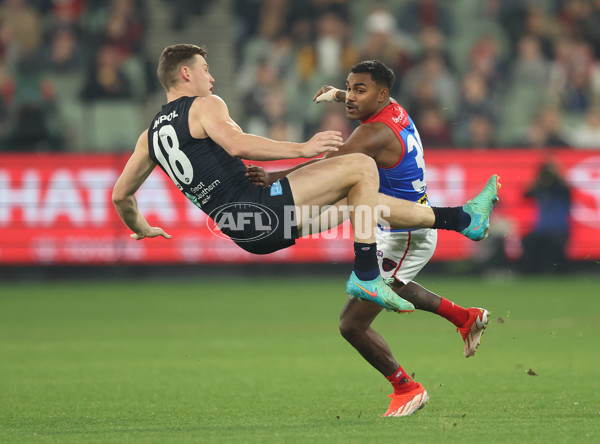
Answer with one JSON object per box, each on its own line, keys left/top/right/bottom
{"left": 0, "top": 150, "right": 598, "bottom": 264}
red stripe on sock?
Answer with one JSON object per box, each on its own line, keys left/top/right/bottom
{"left": 436, "top": 297, "right": 469, "bottom": 328}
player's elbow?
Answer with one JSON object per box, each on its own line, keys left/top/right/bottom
{"left": 224, "top": 136, "right": 248, "bottom": 158}
{"left": 111, "top": 187, "right": 130, "bottom": 207}
{"left": 226, "top": 144, "right": 245, "bottom": 158}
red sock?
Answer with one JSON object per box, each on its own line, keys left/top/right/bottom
{"left": 436, "top": 297, "right": 469, "bottom": 328}
{"left": 386, "top": 364, "right": 418, "bottom": 394}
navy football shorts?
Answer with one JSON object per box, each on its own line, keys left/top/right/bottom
{"left": 212, "top": 177, "right": 299, "bottom": 255}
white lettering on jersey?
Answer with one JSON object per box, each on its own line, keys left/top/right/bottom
{"left": 152, "top": 110, "right": 179, "bottom": 130}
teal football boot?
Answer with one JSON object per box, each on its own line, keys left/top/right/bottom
{"left": 346, "top": 272, "right": 415, "bottom": 312}
{"left": 461, "top": 175, "right": 501, "bottom": 241}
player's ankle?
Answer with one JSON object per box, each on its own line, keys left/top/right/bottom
{"left": 431, "top": 207, "right": 470, "bottom": 232}
{"left": 353, "top": 242, "right": 379, "bottom": 280}
{"left": 386, "top": 365, "right": 417, "bottom": 394}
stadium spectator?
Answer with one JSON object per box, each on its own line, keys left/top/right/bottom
{"left": 453, "top": 71, "right": 497, "bottom": 146}
{"left": 415, "top": 25, "right": 453, "bottom": 70}
{"left": 233, "top": 0, "right": 263, "bottom": 51}
{"left": 519, "top": 118, "right": 556, "bottom": 148}
{"left": 467, "top": 33, "right": 509, "bottom": 95}
{"left": 416, "top": 105, "right": 452, "bottom": 147}
{"left": 466, "top": 115, "right": 496, "bottom": 148}
{"left": 402, "top": 51, "right": 459, "bottom": 119}
{"left": 80, "top": 44, "right": 133, "bottom": 101}
{"left": 523, "top": 4, "right": 559, "bottom": 59}
{"left": 395, "top": 0, "right": 453, "bottom": 36}
{"left": 576, "top": 0, "right": 600, "bottom": 58}
{"left": 101, "top": 0, "right": 145, "bottom": 57}
{"left": 47, "top": 0, "right": 85, "bottom": 28}
{"left": 4, "top": 102, "right": 51, "bottom": 150}
{"left": 557, "top": 0, "right": 592, "bottom": 40}
{"left": 311, "top": 11, "right": 357, "bottom": 79}
{"left": 0, "top": 0, "right": 43, "bottom": 68}
{"left": 548, "top": 37, "right": 600, "bottom": 113}
{"left": 297, "top": 11, "right": 358, "bottom": 134}
{"left": 262, "top": 85, "right": 302, "bottom": 142}
{"left": 3, "top": 74, "right": 62, "bottom": 151}
{"left": 567, "top": 106, "right": 600, "bottom": 148}
{"left": 510, "top": 35, "right": 550, "bottom": 87}
{"left": 359, "top": 4, "right": 414, "bottom": 95}
{"left": 404, "top": 78, "right": 438, "bottom": 121}
{"left": 0, "top": 62, "right": 15, "bottom": 113}
{"left": 289, "top": 17, "right": 315, "bottom": 83}
{"left": 493, "top": 0, "right": 531, "bottom": 56}
{"left": 240, "top": 58, "right": 299, "bottom": 139}
{"left": 520, "top": 160, "right": 572, "bottom": 273}
{"left": 286, "top": 0, "right": 350, "bottom": 24}
{"left": 538, "top": 106, "right": 570, "bottom": 147}
{"left": 169, "top": 0, "right": 216, "bottom": 30}
{"left": 42, "top": 26, "right": 86, "bottom": 73}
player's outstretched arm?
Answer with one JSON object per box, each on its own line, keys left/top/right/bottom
{"left": 112, "top": 131, "right": 172, "bottom": 240}
{"left": 245, "top": 159, "right": 323, "bottom": 187}
{"left": 195, "top": 95, "right": 342, "bottom": 160}
{"left": 313, "top": 85, "right": 398, "bottom": 105}
{"left": 313, "top": 85, "right": 346, "bottom": 103}
{"left": 247, "top": 123, "right": 389, "bottom": 187}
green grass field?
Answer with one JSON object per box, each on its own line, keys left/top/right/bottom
{"left": 1, "top": 273, "right": 599, "bottom": 443}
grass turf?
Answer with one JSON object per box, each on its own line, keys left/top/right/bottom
{"left": 1, "top": 274, "right": 599, "bottom": 443}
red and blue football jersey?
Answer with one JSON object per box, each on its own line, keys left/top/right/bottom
{"left": 361, "top": 102, "right": 427, "bottom": 204}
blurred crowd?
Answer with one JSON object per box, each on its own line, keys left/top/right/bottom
{"left": 234, "top": 0, "right": 600, "bottom": 149}
{"left": 2, "top": 0, "right": 600, "bottom": 152}
{"left": 0, "top": 0, "right": 153, "bottom": 151}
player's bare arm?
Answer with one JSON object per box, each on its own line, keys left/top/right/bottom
{"left": 112, "top": 130, "right": 172, "bottom": 240}
{"left": 323, "top": 123, "right": 397, "bottom": 164}
{"left": 190, "top": 95, "right": 342, "bottom": 160}
{"left": 314, "top": 85, "right": 398, "bottom": 105}
{"left": 245, "top": 159, "right": 323, "bottom": 187}
{"left": 247, "top": 123, "right": 393, "bottom": 186}
{"left": 313, "top": 85, "right": 346, "bottom": 103}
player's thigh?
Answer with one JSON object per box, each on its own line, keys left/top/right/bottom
{"left": 287, "top": 153, "right": 377, "bottom": 211}
{"left": 298, "top": 198, "right": 349, "bottom": 237}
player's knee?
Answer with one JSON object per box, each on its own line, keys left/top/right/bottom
{"left": 339, "top": 315, "right": 364, "bottom": 343}
{"left": 352, "top": 153, "right": 377, "bottom": 175}
{"left": 345, "top": 154, "right": 378, "bottom": 188}
{"left": 346, "top": 153, "right": 377, "bottom": 177}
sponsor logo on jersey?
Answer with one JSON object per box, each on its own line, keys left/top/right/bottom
{"left": 152, "top": 110, "right": 179, "bottom": 130}
{"left": 391, "top": 105, "right": 406, "bottom": 126}
{"left": 270, "top": 180, "right": 283, "bottom": 196}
